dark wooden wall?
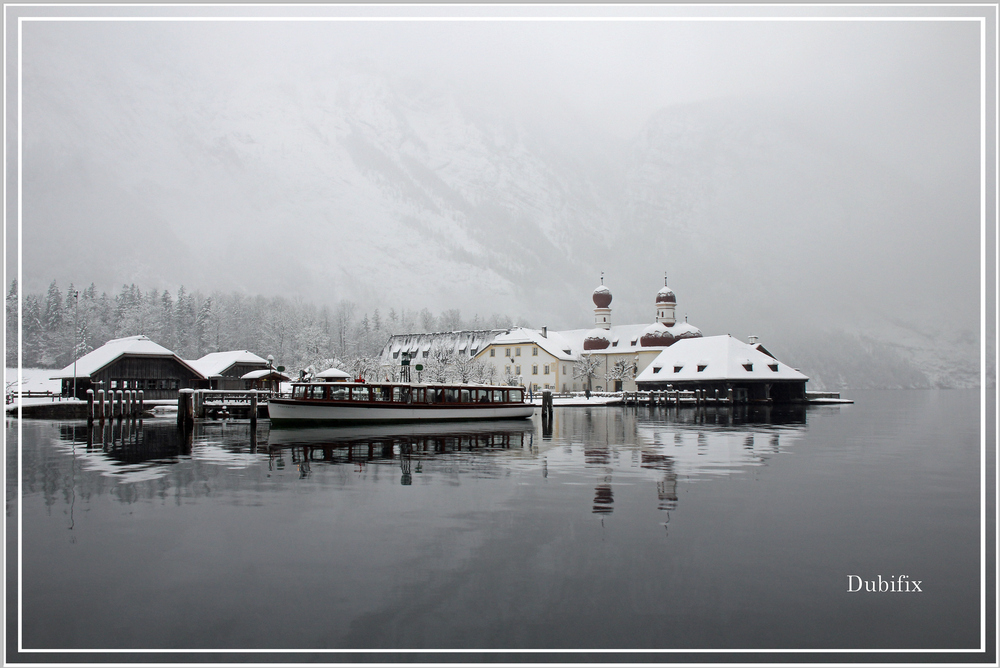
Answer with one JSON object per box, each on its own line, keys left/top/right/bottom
{"left": 85, "top": 355, "right": 203, "bottom": 401}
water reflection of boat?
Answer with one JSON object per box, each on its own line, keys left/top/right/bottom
{"left": 264, "top": 422, "right": 537, "bottom": 478}
{"left": 265, "top": 419, "right": 536, "bottom": 447}
{"left": 267, "top": 382, "right": 535, "bottom": 425}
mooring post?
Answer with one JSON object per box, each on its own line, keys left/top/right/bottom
{"left": 96, "top": 389, "right": 104, "bottom": 421}
{"left": 250, "top": 391, "right": 258, "bottom": 426}
{"left": 138, "top": 390, "right": 144, "bottom": 418}
{"left": 541, "top": 390, "right": 553, "bottom": 420}
{"left": 727, "top": 388, "right": 734, "bottom": 405}
{"left": 178, "top": 389, "right": 194, "bottom": 428}
{"left": 86, "top": 389, "right": 94, "bottom": 423}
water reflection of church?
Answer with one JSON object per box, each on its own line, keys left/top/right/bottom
{"left": 567, "top": 402, "right": 811, "bottom": 524}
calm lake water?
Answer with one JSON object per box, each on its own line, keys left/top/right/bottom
{"left": 5, "top": 389, "right": 990, "bottom": 658}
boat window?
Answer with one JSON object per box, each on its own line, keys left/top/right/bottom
{"left": 460, "top": 389, "right": 471, "bottom": 403}
{"left": 393, "top": 386, "right": 411, "bottom": 402}
{"left": 412, "top": 388, "right": 424, "bottom": 403}
{"left": 293, "top": 386, "right": 306, "bottom": 399}
{"left": 374, "top": 386, "right": 392, "bottom": 402}
{"left": 351, "top": 386, "right": 371, "bottom": 401}
{"left": 493, "top": 389, "right": 506, "bottom": 403}
{"left": 477, "top": 389, "right": 490, "bottom": 403}
{"left": 509, "top": 389, "right": 523, "bottom": 403}
{"left": 308, "top": 385, "right": 326, "bottom": 400}
{"left": 329, "top": 386, "right": 349, "bottom": 401}
{"left": 444, "top": 388, "right": 459, "bottom": 403}
{"left": 428, "top": 388, "right": 443, "bottom": 403}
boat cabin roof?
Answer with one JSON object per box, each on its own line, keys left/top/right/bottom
{"left": 292, "top": 380, "right": 524, "bottom": 390}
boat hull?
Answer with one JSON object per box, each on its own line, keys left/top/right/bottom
{"left": 267, "top": 398, "right": 535, "bottom": 425}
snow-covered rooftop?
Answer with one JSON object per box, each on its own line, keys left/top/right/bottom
{"left": 558, "top": 321, "right": 702, "bottom": 355}
{"left": 635, "top": 335, "right": 808, "bottom": 383}
{"left": 485, "top": 327, "right": 578, "bottom": 361}
{"left": 316, "top": 367, "right": 351, "bottom": 380}
{"left": 51, "top": 335, "right": 199, "bottom": 379}
{"left": 241, "top": 369, "right": 290, "bottom": 381}
{"left": 379, "top": 330, "right": 507, "bottom": 364}
{"left": 187, "top": 350, "right": 267, "bottom": 378}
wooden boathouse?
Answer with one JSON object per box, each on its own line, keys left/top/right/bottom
{"left": 188, "top": 350, "right": 270, "bottom": 390}
{"left": 50, "top": 335, "right": 205, "bottom": 401}
{"left": 635, "top": 335, "right": 809, "bottom": 403}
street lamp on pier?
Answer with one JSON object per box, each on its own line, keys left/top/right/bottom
{"left": 71, "top": 290, "right": 79, "bottom": 399}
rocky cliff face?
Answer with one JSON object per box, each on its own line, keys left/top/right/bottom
{"left": 19, "top": 61, "right": 983, "bottom": 389}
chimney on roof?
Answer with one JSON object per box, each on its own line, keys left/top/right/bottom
{"left": 542, "top": 326, "right": 547, "bottom": 338}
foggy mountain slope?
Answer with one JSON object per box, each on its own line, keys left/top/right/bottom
{"left": 21, "top": 60, "right": 610, "bottom": 324}
{"left": 19, "top": 49, "right": 980, "bottom": 387}
{"left": 612, "top": 97, "right": 981, "bottom": 389}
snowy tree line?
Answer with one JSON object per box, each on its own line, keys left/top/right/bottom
{"left": 5, "top": 279, "right": 524, "bottom": 375}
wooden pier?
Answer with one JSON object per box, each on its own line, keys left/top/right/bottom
{"left": 177, "top": 389, "right": 265, "bottom": 426}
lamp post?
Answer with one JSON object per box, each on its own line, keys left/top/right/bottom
{"left": 71, "top": 290, "right": 79, "bottom": 399}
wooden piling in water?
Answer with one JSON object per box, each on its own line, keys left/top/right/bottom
{"left": 87, "top": 390, "right": 94, "bottom": 423}
{"left": 177, "top": 389, "right": 194, "bottom": 428}
{"left": 250, "top": 391, "right": 258, "bottom": 425}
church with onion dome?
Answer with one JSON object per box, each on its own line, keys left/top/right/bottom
{"left": 474, "top": 275, "right": 708, "bottom": 394}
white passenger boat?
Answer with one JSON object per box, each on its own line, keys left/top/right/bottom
{"left": 267, "top": 381, "right": 535, "bottom": 425}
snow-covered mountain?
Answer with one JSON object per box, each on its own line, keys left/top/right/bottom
{"left": 19, "top": 59, "right": 983, "bottom": 389}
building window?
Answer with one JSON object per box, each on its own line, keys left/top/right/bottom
{"left": 653, "top": 367, "right": 662, "bottom": 373}
{"left": 490, "top": 349, "right": 496, "bottom": 357}
{"left": 674, "top": 365, "right": 683, "bottom": 373}
{"left": 612, "top": 341, "right": 618, "bottom": 347}
{"left": 697, "top": 364, "right": 707, "bottom": 372}
{"left": 505, "top": 365, "right": 511, "bottom": 373}
{"left": 532, "top": 347, "right": 538, "bottom": 356}
{"left": 563, "top": 365, "right": 566, "bottom": 375}
{"left": 505, "top": 348, "right": 511, "bottom": 357}
{"left": 630, "top": 339, "right": 637, "bottom": 346}
{"left": 743, "top": 363, "right": 753, "bottom": 372}
{"left": 544, "top": 365, "right": 549, "bottom": 375}
{"left": 423, "top": 351, "right": 429, "bottom": 358}
{"left": 769, "top": 363, "right": 779, "bottom": 371}
{"left": 532, "top": 365, "right": 538, "bottom": 375}
{"left": 515, "top": 347, "right": 521, "bottom": 356}
{"left": 515, "top": 365, "right": 521, "bottom": 375}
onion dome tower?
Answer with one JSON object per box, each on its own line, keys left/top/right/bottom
{"left": 593, "top": 274, "right": 612, "bottom": 330}
{"left": 655, "top": 274, "right": 677, "bottom": 326}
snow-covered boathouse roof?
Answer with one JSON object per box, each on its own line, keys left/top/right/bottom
{"left": 51, "top": 335, "right": 204, "bottom": 380}
{"left": 188, "top": 350, "right": 268, "bottom": 378}
{"left": 635, "top": 335, "right": 808, "bottom": 385}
